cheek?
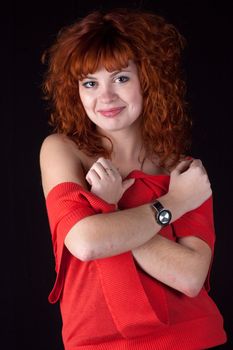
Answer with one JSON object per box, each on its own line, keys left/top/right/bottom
{"left": 79, "top": 91, "right": 94, "bottom": 110}
{"left": 131, "top": 89, "right": 143, "bottom": 113}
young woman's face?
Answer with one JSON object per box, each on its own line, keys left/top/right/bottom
{"left": 78, "top": 60, "right": 143, "bottom": 134}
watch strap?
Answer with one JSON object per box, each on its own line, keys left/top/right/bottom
{"left": 151, "top": 200, "right": 172, "bottom": 226}
{"left": 152, "top": 200, "right": 164, "bottom": 212}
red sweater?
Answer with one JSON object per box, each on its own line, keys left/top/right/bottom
{"left": 45, "top": 170, "right": 227, "bottom": 350}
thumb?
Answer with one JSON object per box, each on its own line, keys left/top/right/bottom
{"left": 173, "top": 159, "right": 193, "bottom": 174}
{"left": 122, "top": 178, "right": 135, "bottom": 193}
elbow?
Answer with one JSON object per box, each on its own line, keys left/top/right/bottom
{"left": 180, "top": 277, "right": 203, "bottom": 298}
{"left": 76, "top": 248, "right": 95, "bottom": 262}
{"left": 183, "top": 286, "right": 201, "bottom": 298}
{"left": 64, "top": 221, "right": 96, "bottom": 262}
{"left": 65, "top": 237, "right": 96, "bottom": 262}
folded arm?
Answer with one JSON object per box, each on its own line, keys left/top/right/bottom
{"left": 40, "top": 134, "right": 212, "bottom": 297}
{"left": 132, "top": 234, "right": 212, "bottom": 297}
{"left": 40, "top": 134, "right": 185, "bottom": 260}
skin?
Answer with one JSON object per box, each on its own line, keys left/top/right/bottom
{"left": 40, "top": 61, "right": 212, "bottom": 298}
{"left": 78, "top": 60, "right": 143, "bottom": 135}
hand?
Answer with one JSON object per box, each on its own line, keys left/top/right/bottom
{"left": 168, "top": 159, "right": 212, "bottom": 214}
{"left": 85, "top": 157, "right": 135, "bottom": 205}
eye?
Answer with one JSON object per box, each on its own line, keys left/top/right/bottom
{"left": 82, "top": 81, "right": 97, "bottom": 88}
{"left": 115, "top": 76, "right": 129, "bottom": 83}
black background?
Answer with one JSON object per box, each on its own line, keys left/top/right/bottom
{"left": 5, "top": 1, "right": 232, "bottom": 349}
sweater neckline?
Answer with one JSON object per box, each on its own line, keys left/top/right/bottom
{"left": 125, "top": 169, "right": 170, "bottom": 179}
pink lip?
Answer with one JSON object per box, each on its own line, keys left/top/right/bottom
{"left": 98, "top": 107, "right": 125, "bottom": 117}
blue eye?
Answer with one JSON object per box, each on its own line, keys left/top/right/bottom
{"left": 115, "top": 76, "right": 129, "bottom": 83}
{"left": 82, "top": 81, "right": 96, "bottom": 88}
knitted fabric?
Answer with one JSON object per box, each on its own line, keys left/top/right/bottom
{"left": 45, "top": 171, "right": 227, "bottom": 349}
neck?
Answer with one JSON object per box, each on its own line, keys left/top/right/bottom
{"left": 99, "top": 127, "right": 144, "bottom": 164}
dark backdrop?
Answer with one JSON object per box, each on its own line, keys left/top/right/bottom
{"left": 6, "top": 1, "right": 232, "bottom": 349}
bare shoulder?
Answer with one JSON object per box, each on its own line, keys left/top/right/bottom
{"left": 39, "top": 134, "right": 88, "bottom": 197}
{"left": 40, "top": 133, "right": 78, "bottom": 157}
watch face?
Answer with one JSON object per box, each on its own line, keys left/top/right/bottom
{"left": 158, "top": 210, "right": 171, "bottom": 225}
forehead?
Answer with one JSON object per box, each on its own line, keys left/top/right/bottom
{"left": 82, "top": 60, "right": 138, "bottom": 78}
{"left": 76, "top": 41, "right": 135, "bottom": 79}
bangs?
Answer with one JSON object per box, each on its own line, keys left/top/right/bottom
{"left": 70, "top": 33, "right": 135, "bottom": 79}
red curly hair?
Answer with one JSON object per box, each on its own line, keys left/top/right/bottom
{"left": 42, "top": 8, "right": 192, "bottom": 168}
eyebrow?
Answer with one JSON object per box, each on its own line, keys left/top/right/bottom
{"left": 83, "top": 69, "right": 132, "bottom": 80}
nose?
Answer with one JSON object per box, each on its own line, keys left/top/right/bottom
{"left": 98, "top": 84, "right": 118, "bottom": 104}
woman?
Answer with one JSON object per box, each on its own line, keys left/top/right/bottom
{"left": 40, "top": 8, "right": 227, "bottom": 349}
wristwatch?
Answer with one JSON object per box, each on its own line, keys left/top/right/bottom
{"left": 151, "top": 200, "right": 172, "bottom": 226}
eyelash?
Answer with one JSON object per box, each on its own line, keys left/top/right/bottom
{"left": 116, "top": 76, "right": 129, "bottom": 83}
{"left": 82, "top": 81, "right": 96, "bottom": 88}
{"left": 82, "top": 75, "right": 129, "bottom": 88}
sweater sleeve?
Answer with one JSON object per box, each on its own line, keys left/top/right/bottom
{"left": 45, "top": 182, "right": 116, "bottom": 303}
{"left": 172, "top": 196, "right": 215, "bottom": 291}
{"left": 172, "top": 196, "right": 215, "bottom": 251}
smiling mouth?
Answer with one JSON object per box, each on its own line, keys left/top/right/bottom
{"left": 98, "top": 107, "right": 125, "bottom": 117}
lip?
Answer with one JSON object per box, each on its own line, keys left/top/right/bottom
{"left": 97, "top": 107, "right": 125, "bottom": 117}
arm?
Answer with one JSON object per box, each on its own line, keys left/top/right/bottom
{"left": 40, "top": 134, "right": 211, "bottom": 270}
{"left": 40, "top": 134, "right": 88, "bottom": 196}
{"left": 65, "top": 194, "right": 185, "bottom": 261}
{"left": 132, "top": 234, "right": 212, "bottom": 297}
{"left": 82, "top": 153, "right": 213, "bottom": 297}
{"left": 40, "top": 134, "right": 186, "bottom": 261}
{"left": 131, "top": 163, "right": 213, "bottom": 297}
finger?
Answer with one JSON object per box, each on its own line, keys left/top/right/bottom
{"left": 96, "top": 157, "right": 112, "bottom": 170}
{"left": 96, "top": 157, "right": 119, "bottom": 175}
{"left": 173, "top": 159, "right": 193, "bottom": 174}
{"left": 92, "top": 161, "right": 110, "bottom": 179}
{"left": 189, "top": 159, "right": 202, "bottom": 167}
{"left": 86, "top": 168, "right": 101, "bottom": 184}
{"left": 189, "top": 159, "right": 207, "bottom": 174}
{"left": 105, "top": 167, "right": 117, "bottom": 178}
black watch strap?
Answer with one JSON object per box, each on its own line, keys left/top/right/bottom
{"left": 151, "top": 200, "right": 172, "bottom": 226}
{"left": 152, "top": 200, "right": 164, "bottom": 212}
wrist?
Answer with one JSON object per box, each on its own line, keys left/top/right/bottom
{"left": 151, "top": 200, "right": 172, "bottom": 226}
{"left": 154, "top": 192, "right": 185, "bottom": 222}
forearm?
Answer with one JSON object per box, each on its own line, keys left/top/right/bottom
{"left": 65, "top": 157, "right": 212, "bottom": 262}
{"left": 65, "top": 192, "right": 184, "bottom": 261}
{"left": 132, "top": 234, "right": 211, "bottom": 297}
